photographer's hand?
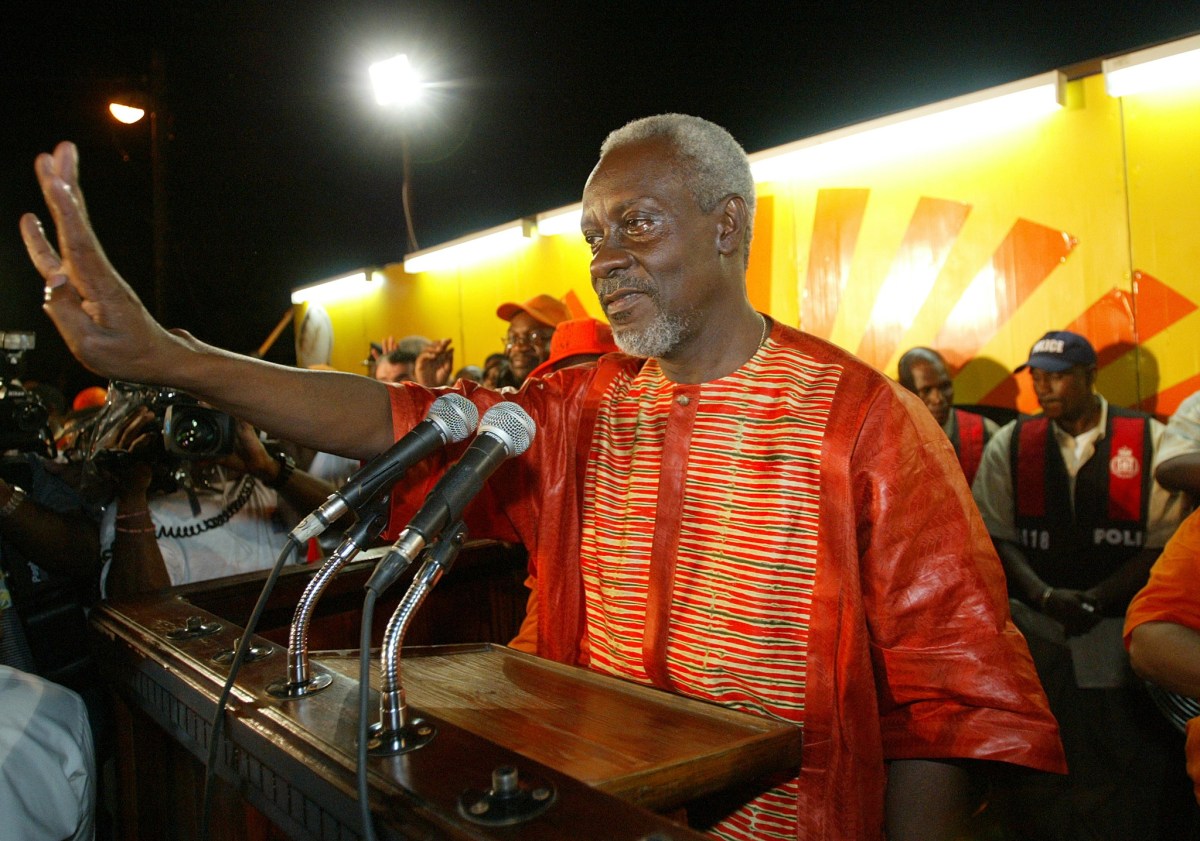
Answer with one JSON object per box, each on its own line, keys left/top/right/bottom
{"left": 218, "top": 420, "right": 273, "bottom": 479}
{"left": 222, "top": 421, "right": 340, "bottom": 518}
{"left": 104, "top": 406, "right": 171, "bottom": 598}
{"left": 99, "top": 406, "right": 161, "bottom": 495}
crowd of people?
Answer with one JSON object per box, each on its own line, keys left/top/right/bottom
{"left": 3, "top": 112, "right": 1200, "bottom": 840}
{"left": 365, "top": 292, "right": 619, "bottom": 392}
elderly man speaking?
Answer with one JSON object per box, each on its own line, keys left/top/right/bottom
{"left": 22, "top": 114, "right": 1063, "bottom": 841}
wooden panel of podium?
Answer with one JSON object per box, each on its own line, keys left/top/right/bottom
{"left": 90, "top": 541, "right": 801, "bottom": 840}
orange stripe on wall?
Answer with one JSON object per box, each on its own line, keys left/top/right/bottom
{"left": 988, "top": 286, "right": 1135, "bottom": 413}
{"left": 1063, "top": 288, "right": 1136, "bottom": 368}
{"left": 1142, "top": 373, "right": 1200, "bottom": 419}
{"left": 1132, "top": 271, "right": 1198, "bottom": 341}
{"left": 937, "top": 218, "right": 1076, "bottom": 369}
{"left": 855, "top": 196, "right": 971, "bottom": 369}
{"left": 980, "top": 274, "right": 1197, "bottom": 415}
{"left": 802, "top": 189, "right": 869, "bottom": 339}
{"left": 561, "top": 289, "right": 589, "bottom": 319}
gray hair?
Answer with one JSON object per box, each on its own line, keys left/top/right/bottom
{"left": 599, "top": 114, "right": 756, "bottom": 266}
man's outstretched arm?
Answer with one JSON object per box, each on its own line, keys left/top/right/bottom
{"left": 19, "top": 141, "right": 394, "bottom": 459}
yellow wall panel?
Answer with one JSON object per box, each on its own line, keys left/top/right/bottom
{"left": 305, "top": 66, "right": 1200, "bottom": 417}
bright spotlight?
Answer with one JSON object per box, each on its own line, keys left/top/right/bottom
{"left": 370, "top": 54, "right": 423, "bottom": 107}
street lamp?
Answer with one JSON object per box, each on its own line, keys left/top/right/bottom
{"left": 370, "top": 53, "right": 424, "bottom": 253}
{"left": 108, "top": 82, "right": 168, "bottom": 321}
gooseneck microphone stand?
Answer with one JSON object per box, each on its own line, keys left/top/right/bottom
{"left": 368, "top": 521, "right": 468, "bottom": 756}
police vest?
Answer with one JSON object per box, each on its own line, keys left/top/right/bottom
{"left": 1010, "top": 406, "right": 1152, "bottom": 591}
{"left": 951, "top": 409, "right": 991, "bottom": 486}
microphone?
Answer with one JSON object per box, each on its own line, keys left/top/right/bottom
{"left": 289, "top": 393, "right": 478, "bottom": 542}
{"left": 366, "top": 402, "right": 535, "bottom": 594}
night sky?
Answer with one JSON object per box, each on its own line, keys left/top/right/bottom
{"left": 4, "top": 1, "right": 1200, "bottom": 400}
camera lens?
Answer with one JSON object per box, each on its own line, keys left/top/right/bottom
{"left": 172, "top": 413, "right": 223, "bottom": 454}
{"left": 16, "top": 400, "right": 48, "bottom": 431}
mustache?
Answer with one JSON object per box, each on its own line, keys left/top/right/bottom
{"left": 594, "top": 275, "right": 657, "bottom": 301}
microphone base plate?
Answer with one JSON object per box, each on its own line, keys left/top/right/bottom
{"left": 366, "top": 718, "right": 436, "bottom": 756}
{"left": 266, "top": 671, "right": 333, "bottom": 699}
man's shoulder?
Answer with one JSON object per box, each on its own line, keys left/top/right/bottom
{"left": 772, "top": 324, "right": 895, "bottom": 391}
{"left": 1173, "top": 390, "right": 1200, "bottom": 419}
{"left": 955, "top": 407, "right": 994, "bottom": 425}
{"left": 1106, "top": 402, "right": 1155, "bottom": 422}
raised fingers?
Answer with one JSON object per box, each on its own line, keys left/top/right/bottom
{"left": 32, "top": 142, "right": 114, "bottom": 301}
{"left": 19, "top": 212, "right": 66, "bottom": 287}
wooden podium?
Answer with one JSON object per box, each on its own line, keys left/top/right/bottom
{"left": 90, "top": 541, "right": 801, "bottom": 840}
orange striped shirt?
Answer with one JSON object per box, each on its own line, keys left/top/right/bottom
{"left": 581, "top": 336, "right": 840, "bottom": 839}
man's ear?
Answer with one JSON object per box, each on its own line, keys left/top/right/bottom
{"left": 715, "top": 194, "right": 749, "bottom": 258}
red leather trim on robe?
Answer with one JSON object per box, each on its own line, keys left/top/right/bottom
{"left": 642, "top": 383, "right": 699, "bottom": 690}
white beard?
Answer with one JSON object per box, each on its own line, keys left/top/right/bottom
{"left": 612, "top": 307, "right": 688, "bottom": 358}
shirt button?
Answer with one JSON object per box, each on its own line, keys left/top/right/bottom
{"left": 676, "top": 395, "right": 690, "bottom": 406}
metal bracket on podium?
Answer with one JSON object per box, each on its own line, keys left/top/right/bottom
{"left": 266, "top": 668, "right": 334, "bottom": 699}
{"left": 458, "top": 765, "right": 556, "bottom": 826}
{"left": 165, "top": 615, "right": 221, "bottom": 640}
{"left": 213, "top": 637, "right": 274, "bottom": 665}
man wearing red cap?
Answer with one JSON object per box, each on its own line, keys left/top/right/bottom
{"left": 527, "top": 317, "right": 619, "bottom": 380}
{"left": 495, "top": 294, "right": 571, "bottom": 385}
{"left": 972, "top": 329, "right": 1189, "bottom": 839}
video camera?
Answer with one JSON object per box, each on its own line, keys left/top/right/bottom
{"left": 138, "top": 383, "right": 238, "bottom": 459}
{"left": 84, "top": 381, "right": 237, "bottom": 463}
{"left": 0, "top": 330, "right": 54, "bottom": 457}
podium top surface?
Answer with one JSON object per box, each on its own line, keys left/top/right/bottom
{"left": 324, "top": 643, "right": 802, "bottom": 809}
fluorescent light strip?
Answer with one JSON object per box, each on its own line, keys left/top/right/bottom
{"left": 403, "top": 222, "right": 529, "bottom": 274}
{"left": 750, "top": 71, "right": 1065, "bottom": 182}
{"left": 536, "top": 204, "right": 582, "bottom": 237}
{"left": 1103, "top": 33, "right": 1200, "bottom": 97}
{"left": 290, "top": 271, "right": 375, "bottom": 305}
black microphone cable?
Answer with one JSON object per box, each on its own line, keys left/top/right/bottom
{"left": 199, "top": 534, "right": 302, "bottom": 841}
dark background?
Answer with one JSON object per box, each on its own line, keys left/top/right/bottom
{"left": 4, "top": 1, "right": 1200, "bottom": 401}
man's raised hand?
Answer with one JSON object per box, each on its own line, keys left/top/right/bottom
{"left": 20, "top": 141, "right": 179, "bottom": 383}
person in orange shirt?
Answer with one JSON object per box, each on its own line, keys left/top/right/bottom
{"left": 1126, "top": 508, "right": 1200, "bottom": 805}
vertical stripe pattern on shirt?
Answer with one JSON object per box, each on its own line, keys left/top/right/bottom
{"left": 580, "top": 337, "right": 841, "bottom": 840}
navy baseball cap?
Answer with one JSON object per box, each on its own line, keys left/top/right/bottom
{"left": 1014, "top": 330, "right": 1098, "bottom": 373}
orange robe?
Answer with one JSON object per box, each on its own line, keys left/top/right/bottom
{"left": 385, "top": 321, "right": 1065, "bottom": 840}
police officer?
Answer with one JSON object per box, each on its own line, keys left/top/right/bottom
{"left": 972, "top": 330, "right": 1190, "bottom": 841}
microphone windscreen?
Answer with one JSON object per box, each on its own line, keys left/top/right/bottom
{"left": 478, "top": 402, "right": 535, "bottom": 456}
{"left": 428, "top": 393, "right": 479, "bottom": 444}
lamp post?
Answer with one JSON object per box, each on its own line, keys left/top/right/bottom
{"left": 108, "top": 51, "right": 168, "bottom": 320}
{"left": 370, "top": 53, "right": 424, "bottom": 253}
